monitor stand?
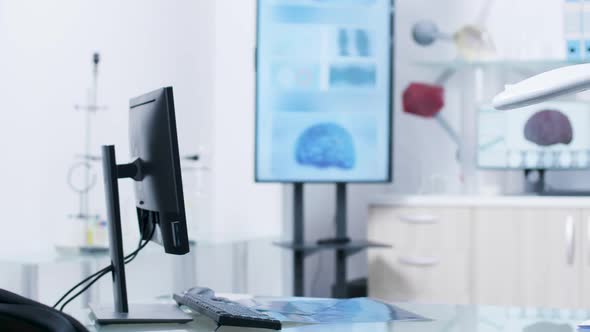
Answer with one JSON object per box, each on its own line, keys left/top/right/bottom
{"left": 524, "top": 169, "right": 590, "bottom": 197}
{"left": 316, "top": 184, "right": 351, "bottom": 246}
{"left": 90, "top": 145, "right": 192, "bottom": 325}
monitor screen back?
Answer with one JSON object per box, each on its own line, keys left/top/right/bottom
{"left": 129, "top": 87, "right": 189, "bottom": 254}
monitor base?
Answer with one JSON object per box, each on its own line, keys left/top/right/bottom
{"left": 90, "top": 303, "right": 192, "bottom": 325}
{"left": 524, "top": 169, "right": 590, "bottom": 197}
{"left": 537, "top": 190, "right": 590, "bottom": 197}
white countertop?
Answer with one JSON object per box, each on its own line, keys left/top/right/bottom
{"left": 371, "top": 194, "right": 590, "bottom": 208}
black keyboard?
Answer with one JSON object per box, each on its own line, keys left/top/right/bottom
{"left": 174, "top": 288, "right": 281, "bottom": 330}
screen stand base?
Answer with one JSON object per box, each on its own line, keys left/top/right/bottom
{"left": 524, "top": 169, "right": 590, "bottom": 196}
{"left": 524, "top": 169, "right": 546, "bottom": 194}
{"left": 90, "top": 304, "right": 192, "bottom": 325}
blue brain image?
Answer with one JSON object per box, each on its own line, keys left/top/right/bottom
{"left": 295, "top": 123, "right": 356, "bottom": 169}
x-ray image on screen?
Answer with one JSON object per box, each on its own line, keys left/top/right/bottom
{"left": 265, "top": 112, "right": 385, "bottom": 181}
{"left": 477, "top": 102, "right": 590, "bottom": 170}
{"left": 335, "top": 28, "right": 374, "bottom": 57}
{"left": 256, "top": 0, "right": 393, "bottom": 182}
{"left": 329, "top": 64, "right": 376, "bottom": 88}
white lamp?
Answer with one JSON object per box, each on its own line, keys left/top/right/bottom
{"left": 493, "top": 63, "right": 590, "bottom": 328}
{"left": 493, "top": 63, "right": 590, "bottom": 110}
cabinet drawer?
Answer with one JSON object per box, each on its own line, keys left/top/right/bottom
{"left": 369, "top": 248, "right": 470, "bottom": 304}
{"left": 368, "top": 206, "right": 472, "bottom": 251}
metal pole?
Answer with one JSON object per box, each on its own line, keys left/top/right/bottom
{"left": 21, "top": 264, "right": 39, "bottom": 300}
{"left": 102, "top": 145, "right": 129, "bottom": 313}
{"left": 334, "top": 183, "right": 347, "bottom": 298}
{"left": 293, "top": 183, "right": 305, "bottom": 296}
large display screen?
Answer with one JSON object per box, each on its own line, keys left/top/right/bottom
{"left": 478, "top": 101, "right": 590, "bottom": 170}
{"left": 255, "top": 0, "right": 394, "bottom": 182}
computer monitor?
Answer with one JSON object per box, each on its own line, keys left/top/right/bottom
{"left": 129, "top": 87, "right": 190, "bottom": 255}
{"left": 477, "top": 101, "right": 590, "bottom": 170}
{"left": 90, "top": 87, "right": 192, "bottom": 324}
{"left": 254, "top": 0, "right": 394, "bottom": 183}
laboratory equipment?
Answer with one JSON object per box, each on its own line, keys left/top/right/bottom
{"left": 68, "top": 52, "right": 108, "bottom": 248}
{"left": 412, "top": 0, "right": 496, "bottom": 60}
{"left": 402, "top": 69, "right": 461, "bottom": 159}
{"left": 493, "top": 64, "right": 590, "bottom": 110}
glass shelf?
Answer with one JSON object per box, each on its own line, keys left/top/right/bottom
{"left": 413, "top": 59, "right": 589, "bottom": 71}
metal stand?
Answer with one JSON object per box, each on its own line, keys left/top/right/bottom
{"left": 524, "top": 169, "right": 546, "bottom": 194}
{"left": 90, "top": 145, "right": 191, "bottom": 325}
{"left": 276, "top": 183, "right": 390, "bottom": 298}
{"left": 293, "top": 183, "right": 305, "bottom": 296}
{"left": 334, "top": 183, "right": 348, "bottom": 298}
{"left": 524, "top": 169, "right": 590, "bottom": 196}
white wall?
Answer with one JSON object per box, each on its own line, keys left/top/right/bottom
{"left": 0, "top": 0, "right": 285, "bottom": 300}
{"left": 207, "top": 0, "right": 283, "bottom": 241}
{"left": 0, "top": 0, "right": 213, "bottom": 252}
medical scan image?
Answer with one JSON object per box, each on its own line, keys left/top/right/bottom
{"left": 329, "top": 64, "right": 376, "bottom": 88}
{"left": 524, "top": 110, "right": 573, "bottom": 146}
{"left": 295, "top": 123, "right": 356, "bottom": 170}
{"left": 337, "top": 28, "right": 373, "bottom": 57}
{"left": 478, "top": 102, "right": 590, "bottom": 169}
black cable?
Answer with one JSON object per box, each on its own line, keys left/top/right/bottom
{"left": 52, "top": 266, "right": 110, "bottom": 309}
{"left": 53, "top": 225, "right": 154, "bottom": 310}
{"left": 58, "top": 229, "right": 154, "bottom": 312}
{"left": 60, "top": 268, "right": 110, "bottom": 311}
{"left": 53, "top": 246, "right": 136, "bottom": 309}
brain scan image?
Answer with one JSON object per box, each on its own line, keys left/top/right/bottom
{"left": 295, "top": 123, "right": 356, "bottom": 169}
{"left": 524, "top": 110, "right": 573, "bottom": 146}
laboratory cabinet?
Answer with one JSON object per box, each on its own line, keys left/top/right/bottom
{"left": 368, "top": 206, "right": 472, "bottom": 304}
{"left": 368, "top": 195, "right": 590, "bottom": 308}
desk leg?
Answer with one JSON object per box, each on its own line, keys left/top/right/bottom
{"left": 334, "top": 250, "right": 347, "bottom": 298}
{"left": 293, "top": 183, "right": 305, "bottom": 297}
{"left": 173, "top": 247, "right": 197, "bottom": 292}
{"left": 232, "top": 242, "right": 248, "bottom": 293}
{"left": 21, "top": 264, "right": 39, "bottom": 300}
{"left": 294, "top": 251, "right": 304, "bottom": 296}
{"left": 81, "top": 260, "right": 101, "bottom": 306}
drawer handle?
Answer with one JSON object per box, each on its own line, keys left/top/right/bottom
{"left": 587, "top": 217, "right": 590, "bottom": 267}
{"left": 398, "top": 256, "right": 440, "bottom": 267}
{"left": 398, "top": 214, "right": 440, "bottom": 225}
{"left": 565, "top": 216, "right": 575, "bottom": 266}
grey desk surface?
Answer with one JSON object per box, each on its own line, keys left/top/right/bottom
{"left": 73, "top": 300, "right": 590, "bottom": 332}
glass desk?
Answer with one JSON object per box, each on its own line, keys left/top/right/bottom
{"left": 73, "top": 300, "right": 590, "bottom": 332}
{"left": 0, "top": 238, "right": 285, "bottom": 308}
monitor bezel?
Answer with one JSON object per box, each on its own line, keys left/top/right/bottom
{"left": 129, "top": 87, "right": 188, "bottom": 254}
{"left": 254, "top": 0, "right": 395, "bottom": 183}
{"left": 476, "top": 101, "right": 590, "bottom": 171}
